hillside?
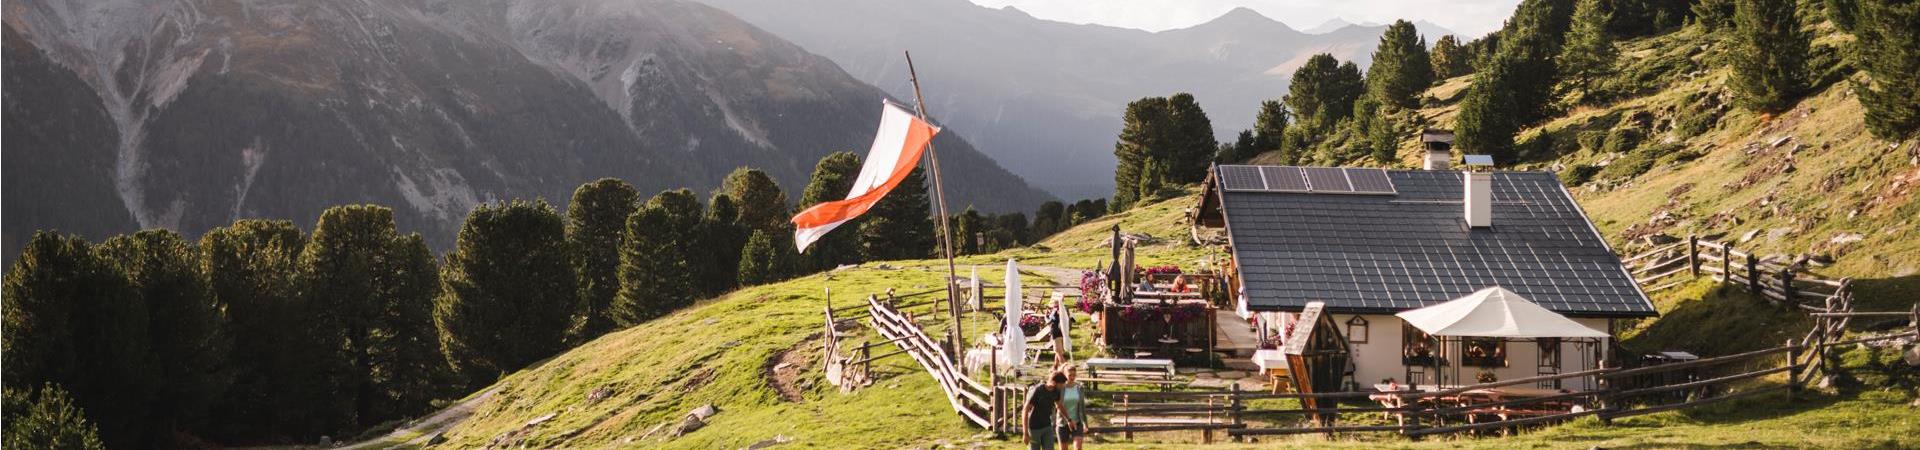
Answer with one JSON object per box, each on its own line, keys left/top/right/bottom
{"left": 0, "top": 0, "right": 1050, "bottom": 257}
{"left": 693, "top": 0, "right": 1458, "bottom": 199}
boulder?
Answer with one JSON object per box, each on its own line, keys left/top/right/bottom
{"left": 672, "top": 404, "right": 719, "bottom": 436}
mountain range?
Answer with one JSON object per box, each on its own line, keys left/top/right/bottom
{"left": 1, "top": 0, "right": 1052, "bottom": 256}
{"left": 692, "top": 0, "right": 1459, "bottom": 199}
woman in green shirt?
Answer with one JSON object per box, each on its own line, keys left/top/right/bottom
{"left": 1056, "top": 365, "right": 1087, "bottom": 450}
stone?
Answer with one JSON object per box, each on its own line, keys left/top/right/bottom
{"left": 672, "top": 404, "right": 719, "bottom": 436}
{"left": 745, "top": 434, "right": 794, "bottom": 449}
{"left": 1904, "top": 345, "right": 1920, "bottom": 367}
{"left": 425, "top": 432, "right": 448, "bottom": 446}
{"left": 1216, "top": 371, "right": 1249, "bottom": 379}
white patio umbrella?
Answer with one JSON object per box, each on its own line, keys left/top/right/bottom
{"left": 1396, "top": 286, "right": 1609, "bottom": 338}
{"left": 1054, "top": 291, "right": 1072, "bottom": 358}
{"left": 1001, "top": 259, "right": 1025, "bottom": 368}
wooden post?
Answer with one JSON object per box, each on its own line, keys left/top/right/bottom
{"left": 1688, "top": 235, "right": 1700, "bottom": 278}
{"left": 1123, "top": 393, "right": 1133, "bottom": 442}
{"left": 1786, "top": 338, "right": 1800, "bottom": 398}
{"left": 1910, "top": 304, "right": 1919, "bottom": 338}
{"left": 1229, "top": 384, "right": 1243, "bottom": 442}
{"left": 1746, "top": 254, "right": 1761, "bottom": 296}
{"left": 1721, "top": 243, "right": 1733, "bottom": 284}
{"left": 1597, "top": 338, "right": 1613, "bottom": 426}
{"left": 1779, "top": 267, "right": 1796, "bottom": 304}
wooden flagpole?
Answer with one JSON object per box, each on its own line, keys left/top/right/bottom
{"left": 904, "top": 51, "right": 964, "bottom": 360}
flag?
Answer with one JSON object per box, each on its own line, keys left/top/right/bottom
{"left": 792, "top": 100, "right": 941, "bottom": 252}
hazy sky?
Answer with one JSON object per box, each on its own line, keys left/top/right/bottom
{"left": 968, "top": 0, "right": 1521, "bottom": 37}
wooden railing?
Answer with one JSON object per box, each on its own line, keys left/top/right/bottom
{"left": 866, "top": 294, "right": 997, "bottom": 429}
{"left": 1622, "top": 234, "right": 1847, "bottom": 308}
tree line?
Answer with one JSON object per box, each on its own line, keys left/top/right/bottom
{"left": 1117, "top": 0, "right": 1916, "bottom": 198}
{"left": 4, "top": 149, "right": 1097, "bottom": 448}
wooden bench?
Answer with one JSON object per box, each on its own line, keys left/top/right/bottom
{"left": 1085, "top": 358, "right": 1176, "bottom": 390}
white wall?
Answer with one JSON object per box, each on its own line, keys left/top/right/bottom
{"left": 1332, "top": 314, "right": 1611, "bottom": 391}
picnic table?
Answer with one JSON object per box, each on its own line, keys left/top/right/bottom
{"left": 1370, "top": 384, "right": 1576, "bottom": 424}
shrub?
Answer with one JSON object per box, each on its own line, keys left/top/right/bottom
{"left": 1598, "top": 151, "right": 1656, "bottom": 180}
{"left": 1603, "top": 128, "right": 1644, "bottom": 154}
{"left": 1577, "top": 130, "right": 1608, "bottom": 152}
{"left": 1560, "top": 164, "right": 1602, "bottom": 186}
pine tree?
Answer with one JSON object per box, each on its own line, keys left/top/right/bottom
{"left": 797, "top": 151, "right": 865, "bottom": 270}
{"left": 1218, "top": 130, "right": 1256, "bottom": 163}
{"left": 954, "top": 207, "right": 983, "bottom": 255}
{"left": 1695, "top": 0, "right": 1737, "bottom": 30}
{"left": 199, "top": 220, "right": 320, "bottom": 440}
{"left": 1729, "top": 0, "right": 1810, "bottom": 114}
{"left": 701, "top": 193, "right": 746, "bottom": 294}
{"left": 1164, "top": 93, "right": 1219, "bottom": 184}
{"left": 1251, "top": 99, "right": 1289, "bottom": 161}
{"left": 1561, "top": 0, "right": 1618, "bottom": 102}
{"left": 2, "top": 232, "right": 151, "bottom": 448}
{"left": 1853, "top": 0, "right": 1920, "bottom": 140}
{"left": 564, "top": 179, "right": 639, "bottom": 343}
{"left": 720, "top": 167, "right": 790, "bottom": 233}
{"left": 859, "top": 167, "right": 935, "bottom": 261}
{"left": 301, "top": 205, "right": 442, "bottom": 430}
{"left": 3, "top": 384, "right": 107, "bottom": 450}
{"left": 736, "top": 229, "right": 798, "bottom": 285}
{"left": 1366, "top": 106, "right": 1404, "bottom": 163}
{"left": 1367, "top": 20, "right": 1436, "bottom": 110}
{"left": 613, "top": 192, "right": 702, "bottom": 326}
{"left": 1455, "top": 0, "right": 1572, "bottom": 161}
{"left": 1825, "top": 0, "right": 1860, "bottom": 31}
{"left": 372, "top": 234, "right": 447, "bottom": 419}
{"left": 1285, "top": 54, "right": 1343, "bottom": 126}
{"left": 1431, "top": 35, "right": 1473, "bottom": 78}
{"left": 95, "top": 231, "right": 231, "bottom": 436}
{"left": 1455, "top": 55, "right": 1526, "bottom": 162}
{"left": 1031, "top": 201, "right": 1066, "bottom": 240}
{"left": 435, "top": 201, "right": 575, "bottom": 384}
{"left": 1113, "top": 96, "right": 1170, "bottom": 211}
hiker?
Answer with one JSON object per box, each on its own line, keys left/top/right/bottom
{"left": 1043, "top": 297, "right": 1071, "bottom": 363}
{"left": 1056, "top": 366, "right": 1087, "bottom": 450}
{"left": 1022, "top": 371, "right": 1073, "bottom": 450}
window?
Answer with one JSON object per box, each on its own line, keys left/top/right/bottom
{"left": 1462, "top": 338, "right": 1508, "bottom": 368}
{"left": 1401, "top": 322, "right": 1435, "bottom": 365}
{"left": 1537, "top": 338, "right": 1562, "bottom": 369}
{"left": 1347, "top": 316, "right": 1370, "bottom": 343}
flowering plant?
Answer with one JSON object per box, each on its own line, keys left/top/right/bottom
{"left": 1019, "top": 313, "right": 1048, "bottom": 336}
{"left": 1116, "top": 302, "right": 1207, "bottom": 324}
{"left": 1140, "top": 265, "right": 1182, "bottom": 277}
{"left": 1077, "top": 270, "right": 1107, "bottom": 313}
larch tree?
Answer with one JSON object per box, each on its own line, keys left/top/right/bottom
{"left": 564, "top": 178, "right": 639, "bottom": 343}
{"left": 1729, "top": 0, "right": 1810, "bottom": 114}
{"left": 1366, "top": 20, "right": 1436, "bottom": 110}
{"left": 435, "top": 201, "right": 576, "bottom": 385}
{"left": 1853, "top": 0, "right": 1920, "bottom": 140}
{"left": 797, "top": 151, "right": 865, "bottom": 271}
{"left": 2, "top": 232, "right": 152, "bottom": 449}
{"left": 96, "top": 230, "right": 231, "bottom": 437}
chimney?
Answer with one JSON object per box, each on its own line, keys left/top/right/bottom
{"left": 1465, "top": 170, "right": 1492, "bottom": 228}
{"left": 1421, "top": 129, "right": 1455, "bottom": 170}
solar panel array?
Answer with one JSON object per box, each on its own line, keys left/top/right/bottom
{"left": 1218, "top": 165, "right": 1396, "bottom": 195}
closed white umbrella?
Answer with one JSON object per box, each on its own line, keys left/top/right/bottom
{"left": 1054, "top": 291, "right": 1071, "bottom": 358}
{"left": 1002, "top": 259, "right": 1025, "bottom": 368}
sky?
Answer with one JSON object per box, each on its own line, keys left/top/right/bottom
{"left": 968, "top": 0, "right": 1521, "bottom": 38}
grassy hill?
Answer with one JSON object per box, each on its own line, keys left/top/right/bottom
{"left": 411, "top": 18, "right": 1920, "bottom": 450}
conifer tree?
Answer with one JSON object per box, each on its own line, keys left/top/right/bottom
{"left": 1853, "top": 0, "right": 1920, "bottom": 140}
{"left": 1031, "top": 201, "right": 1066, "bottom": 239}
{"left": 1561, "top": 0, "right": 1618, "bottom": 102}
{"left": 200, "top": 219, "right": 319, "bottom": 440}
{"left": 3, "top": 384, "right": 106, "bottom": 450}
{"left": 1285, "top": 54, "right": 1343, "bottom": 126}
{"left": 1112, "top": 97, "right": 1169, "bottom": 210}
{"left": 797, "top": 152, "right": 864, "bottom": 270}
{"left": 1367, "top": 20, "right": 1436, "bottom": 110}
{"left": 1431, "top": 35, "right": 1473, "bottom": 79}
{"left": 1252, "top": 99, "right": 1288, "bottom": 157}
{"left": 1164, "top": 93, "right": 1219, "bottom": 183}
{"left": 436, "top": 201, "right": 575, "bottom": 384}
{"left": 1729, "top": 0, "right": 1810, "bottom": 114}
{"left": 702, "top": 193, "right": 746, "bottom": 294}
{"left": 1455, "top": 56, "right": 1526, "bottom": 162}
{"left": 859, "top": 167, "right": 935, "bottom": 261}
{"left": 96, "top": 230, "right": 231, "bottom": 435}
{"left": 2, "top": 232, "right": 151, "bottom": 448}
{"left": 737, "top": 229, "right": 798, "bottom": 285}
{"left": 301, "top": 205, "right": 443, "bottom": 429}
{"left": 564, "top": 179, "right": 639, "bottom": 343}
{"left": 1694, "top": 0, "right": 1736, "bottom": 30}
{"left": 720, "top": 168, "right": 789, "bottom": 233}
{"left": 613, "top": 193, "right": 701, "bottom": 326}
{"left": 1824, "top": 0, "right": 1859, "bottom": 31}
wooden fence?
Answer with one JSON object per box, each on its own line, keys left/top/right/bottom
{"left": 1623, "top": 235, "right": 1848, "bottom": 308}
{"left": 865, "top": 294, "right": 1000, "bottom": 429}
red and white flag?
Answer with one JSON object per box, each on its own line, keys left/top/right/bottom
{"left": 792, "top": 101, "right": 941, "bottom": 252}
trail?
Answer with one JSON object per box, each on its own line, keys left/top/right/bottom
{"left": 334, "top": 388, "right": 498, "bottom": 450}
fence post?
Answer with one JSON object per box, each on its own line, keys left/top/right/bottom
{"left": 1688, "top": 235, "right": 1700, "bottom": 278}
{"left": 1786, "top": 338, "right": 1800, "bottom": 398}
{"left": 1229, "top": 384, "right": 1243, "bottom": 442}
{"left": 1779, "top": 268, "right": 1796, "bottom": 305}
{"left": 1597, "top": 357, "right": 1613, "bottom": 426}
{"left": 1721, "top": 243, "right": 1732, "bottom": 284}
{"left": 1745, "top": 254, "right": 1760, "bottom": 297}
{"left": 1122, "top": 393, "right": 1133, "bottom": 442}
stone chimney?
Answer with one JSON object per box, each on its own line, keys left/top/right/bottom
{"left": 1421, "top": 129, "right": 1455, "bottom": 170}
{"left": 1465, "top": 170, "right": 1492, "bottom": 228}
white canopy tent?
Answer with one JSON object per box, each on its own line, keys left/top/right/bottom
{"left": 1397, "top": 286, "right": 1609, "bottom": 339}
{"left": 1395, "top": 286, "right": 1612, "bottom": 389}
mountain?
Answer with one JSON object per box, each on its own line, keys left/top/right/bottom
{"left": 1, "top": 0, "right": 1051, "bottom": 257}
{"left": 691, "top": 0, "right": 1460, "bottom": 200}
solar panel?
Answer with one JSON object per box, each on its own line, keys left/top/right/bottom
{"left": 1260, "top": 166, "right": 1308, "bottom": 192}
{"left": 1301, "top": 167, "right": 1352, "bottom": 193}
{"left": 1345, "top": 168, "right": 1397, "bottom": 194}
{"left": 1219, "top": 165, "right": 1265, "bottom": 191}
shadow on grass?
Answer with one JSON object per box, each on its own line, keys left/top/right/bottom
{"left": 1622, "top": 281, "right": 1811, "bottom": 357}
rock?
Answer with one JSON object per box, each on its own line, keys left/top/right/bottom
{"left": 425, "top": 432, "right": 448, "bottom": 446}
{"left": 1216, "top": 371, "right": 1249, "bottom": 380}
{"left": 1905, "top": 346, "right": 1920, "bottom": 367}
{"left": 588, "top": 385, "right": 615, "bottom": 403}
{"left": 1829, "top": 233, "right": 1865, "bottom": 245}
{"left": 526, "top": 412, "right": 558, "bottom": 426}
{"left": 319, "top": 436, "right": 332, "bottom": 447}
{"left": 745, "top": 434, "right": 794, "bottom": 449}
{"left": 1769, "top": 135, "right": 1794, "bottom": 148}
{"left": 673, "top": 404, "right": 719, "bottom": 436}
{"left": 1740, "top": 229, "right": 1762, "bottom": 243}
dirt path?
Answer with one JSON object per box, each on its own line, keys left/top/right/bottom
{"left": 334, "top": 387, "right": 498, "bottom": 449}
